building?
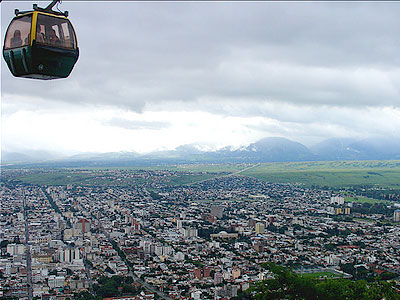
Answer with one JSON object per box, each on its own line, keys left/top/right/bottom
{"left": 203, "top": 267, "right": 211, "bottom": 278}
{"left": 182, "top": 227, "right": 198, "bottom": 238}
{"left": 255, "top": 222, "right": 265, "bottom": 234}
{"left": 176, "top": 219, "right": 183, "bottom": 229}
{"left": 394, "top": 210, "right": 400, "bottom": 222}
{"left": 76, "top": 218, "right": 90, "bottom": 233}
{"left": 132, "top": 219, "right": 141, "bottom": 231}
{"left": 193, "top": 268, "right": 202, "bottom": 279}
{"left": 331, "top": 196, "right": 344, "bottom": 205}
{"left": 6, "top": 244, "right": 26, "bottom": 256}
{"left": 232, "top": 267, "right": 241, "bottom": 279}
{"left": 58, "top": 247, "right": 80, "bottom": 263}
{"left": 335, "top": 208, "right": 343, "bottom": 215}
{"left": 48, "top": 275, "right": 65, "bottom": 288}
{"left": 210, "top": 231, "right": 238, "bottom": 239}
{"left": 214, "top": 272, "right": 223, "bottom": 285}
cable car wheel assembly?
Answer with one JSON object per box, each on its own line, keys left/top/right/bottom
{"left": 3, "top": 0, "right": 79, "bottom": 80}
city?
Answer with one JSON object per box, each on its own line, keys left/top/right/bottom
{"left": 1, "top": 168, "right": 399, "bottom": 299}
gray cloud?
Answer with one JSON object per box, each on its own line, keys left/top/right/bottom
{"left": 3, "top": 2, "right": 400, "bottom": 111}
{"left": 105, "top": 117, "right": 170, "bottom": 131}
{"left": 2, "top": 1, "right": 400, "bottom": 153}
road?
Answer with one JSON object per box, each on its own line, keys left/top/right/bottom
{"left": 23, "top": 192, "right": 33, "bottom": 300}
{"left": 97, "top": 220, "right": 172, "bottom": 300}
{"left": 185, "top": 163, "right": 261, "bottom": 186}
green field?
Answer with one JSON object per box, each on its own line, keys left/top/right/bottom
{"left": 18, "top": 172, "right": 100, "bottom": 185}
{"left": 240, "top": 160, "right": 400, "bottom": 188}
{"left": 14, "top": 160, "right": 400, "bottom": 188}
{"left": 345, "top": 196, "right": 390, "bottom": 204}
{"left": 301, "top": 271, "right": 341, "bottom": 279}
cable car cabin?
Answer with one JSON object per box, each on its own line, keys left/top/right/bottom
{"left": 3, "top": 10, "right": 79, "bottom": 79}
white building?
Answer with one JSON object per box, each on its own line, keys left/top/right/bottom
{"left": 6, "top": 244, "right": 26, "bottom": 256}
{"left": 182, "top": 227, "right": 198, "bottom": 238}
{"left": 48, "top": 275, "right": 65, "bottom": 288}
{"left": 255, "top": 222, "right": 265, "bottom": 234}
{"left": 394, "top": 210, "right": 400, "bottom": 222}
{"left": 58, "top": 247, "right": 80, "bottom": 263}
{"left": 331, "top": 196, "right": 344, "bottom": 205}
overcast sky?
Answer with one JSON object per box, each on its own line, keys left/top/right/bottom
{"left": 2, "top": 1, "right": 400, "bottom": 155}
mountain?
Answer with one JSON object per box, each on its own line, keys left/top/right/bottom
{"left": 1, "top": 150, "right": 63, "bottom": 164}
{"left": 2, "top": 136, "right": 399, "bottom": 167}
{"left": 241, "top": 137, "right": 315, "bottom": 162}
{"left": 311, "top": 137, "right": 400, "bottom": 160}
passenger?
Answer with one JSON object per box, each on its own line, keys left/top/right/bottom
{"left": 10, "top": 30, "right": 22, "bottom": 48}
{"left": 36, "top": 27, "right": 45, "bottom": 43}
{"left": 48, "top": 29, "right": 61, "bottom": 46}
{"left": 24, "top": 33, "right": 31, "bottom": 45}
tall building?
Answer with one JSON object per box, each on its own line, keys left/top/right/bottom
{"left": 331, "top": 196, "right": 344, "bottom": 205}
{"left": 214, "top": 272, "right": 223, "bottom": 285}
{"left": 182, "top": 227, "right": 198, "bottom": 238}
{"left": 6, "top": 244, "right": 26, "bottom": 256}
{"left": 58, "top": 247, "right": 80, "bottom": 263}
{"left": 194, "top": 268, "right": 202, "bottom": 279}
{"left": 176, "top": 219, "right": 183, "bottom": 229}
{"left": 255, "top": 222, "right": 265, "bottom": 234}
{"left": 394, "top": 210, "right": 400, "bottom": 222}
{"left": 48, "top": 275, "right": 65, "bottom": 288}
{"left": 203, "top": 267, "right": 211, "bottom": 278}
{"left": 76, "top": 218, "right": 90, "bottom": 233}
{"left": 132, "top": 218, "right": 141, "bottom": 231}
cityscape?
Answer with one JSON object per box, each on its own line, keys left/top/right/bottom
{"left": 2, "top": 1, "right": 400, "bottom": 300}
{"left": 1, "top": 167, "right": 399, "bottom": 299}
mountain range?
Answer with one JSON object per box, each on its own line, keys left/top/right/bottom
{"left": 2, "top": 137, "right": 400, "bottom": 167}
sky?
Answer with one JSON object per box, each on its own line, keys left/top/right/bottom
{"left": 1, "top": 1, "right": 400, "bottom": 155}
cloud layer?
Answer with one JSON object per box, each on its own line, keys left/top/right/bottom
{"left": 2, "top": 2, "right": 400, "bottom": 153}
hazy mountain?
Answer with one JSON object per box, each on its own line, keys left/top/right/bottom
{"left": 241, "top": 137, "right": 315, "bottom": 162}
{"left": 2, "top": 136, "right": 399, "bottom": 167}
{"left": 311, "top": 137, "right": 400, "bottom": 160}
{"left": 65, "top": 151, "right": 140, "bottom": 161}
{"left": 1, "top": 150, "right": 62, "bottom": 164}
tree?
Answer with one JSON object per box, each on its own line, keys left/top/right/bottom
{"left": 245, "top": 264, "right": 400, "bottom": 300}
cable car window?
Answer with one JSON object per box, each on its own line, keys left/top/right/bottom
{"left": 60, "top": 22, "right": 76, "bottom": 49}
{"left": 36, "top": 14, "right": 77, "bottom": 49}
{"left": 4, "top": 15, "right": 32, "bottom": 49}
{"left": 36, "top": 24, "right": 46, "bottom": 43}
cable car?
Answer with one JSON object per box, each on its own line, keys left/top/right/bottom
{"left": 3, "top": 0, "right": 79, "bottom": 80}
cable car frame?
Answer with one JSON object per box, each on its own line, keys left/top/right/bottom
{"left": 3, "top": 0, "right": 79, "bottom": 80}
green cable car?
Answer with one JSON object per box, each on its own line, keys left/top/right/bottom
{"left": 3, "top": 0, "right": 79, "bottom": 80}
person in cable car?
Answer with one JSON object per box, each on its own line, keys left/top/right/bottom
{"left": 11, "top": 30, "right": 23, "bottom": 48}
{"left": 48, "top": 29, "right": 61, "bottom": 46}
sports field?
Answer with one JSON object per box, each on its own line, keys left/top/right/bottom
{"left": 301, "top": 271, "right": 341, "bottom": 279}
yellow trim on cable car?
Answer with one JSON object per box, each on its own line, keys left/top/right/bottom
{"left": 31, "top": 11, "right": 38, "bottom": 45}
{"left": 14, "top": 12, "right": 33, "bottom": 18}
{"left": 36, "top": 11, "right": 69, "bottom": 20}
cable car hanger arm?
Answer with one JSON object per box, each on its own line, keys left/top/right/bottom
{"left": 44, "top": 0, "right": 61, "bottom": 11}
{"left": 15, "top": 0, "right": 69, "bottom": 17}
